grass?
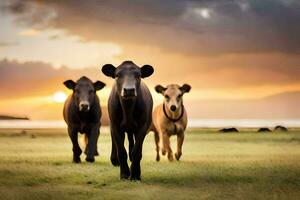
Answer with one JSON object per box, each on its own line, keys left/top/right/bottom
{"left": 0, "top": 129, "right": 300, "bottom": 200}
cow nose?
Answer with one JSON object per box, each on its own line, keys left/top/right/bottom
{"left": 170, "top": 105, "right": 177, "bottom": 112}
{"left": 123, "top": 88, "right": 135, "bottom": 97}
{"left": 81, "top": 104, "right": 89, "bottom": 111}
{"left": 79, "top": 103, "right": 89, "bottom": 111}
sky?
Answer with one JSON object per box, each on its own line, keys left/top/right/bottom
{"left": 0, "top": 0, "right": 300, "bottom": 120}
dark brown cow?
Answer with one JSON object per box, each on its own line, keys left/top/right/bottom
{"left": 102, "top": 61, "right": 154, "bottom": 180}
{"left": 63, "top": 76, "right": 105, "bottom": 163}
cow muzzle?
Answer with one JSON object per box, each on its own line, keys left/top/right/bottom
{"left": 122, "top": 88, "right": 136, "bottom": 98}
{"left": 79, "top": 101, "right": 90, "bottom": 112}
{"left": 170, "top": 105, "right": 177, "bottom": 112}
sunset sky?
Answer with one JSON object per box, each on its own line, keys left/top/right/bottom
{"left": 0, "top": 0, "right": 300, "bottom": 120}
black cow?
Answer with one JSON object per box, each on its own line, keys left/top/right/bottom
{"left": 63, "top": 76, "right": 105, "bottom": 163}
{"left": 257, "top": 127, "right": 272, "bottom": 132}
{"left": 219, "top": 128, "right": 239, "bottom": 133}
{"left": 102, "top": 61, "right": 154, "bottom": 180}
{"left": 274, "top": 125, "right": 288, "bottom": 132}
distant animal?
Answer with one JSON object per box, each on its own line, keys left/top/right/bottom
{"left": 150, "top": 84, "right": 191, "bottom": 162}
{"left": 102, "top": 61, "right": 154, "bottom": 180}
{"left": 219, "top": 128, "right": 239, "bottom": 133}
{"left": 257, "top": 127, "right": 271, "bottom": 132}
{"left": 63, "top": 76, "right": 105, "bottom": 163}
{"left": 274, "top": 125, "right": 288, "bottom": 132}
{"left": 20, "top": 130, "right": 27, "bottom": 135}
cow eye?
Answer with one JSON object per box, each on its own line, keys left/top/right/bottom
{"left": 165, "top": 95, "right": 170, "bottom": 101}
{"left": 114, "top": 72, "right": 120, "bottom": 78}
{"left": 135, "top": 73, "right": 141, "bottom": 78}
{"left": 177, "top": 95, "right": 182, "bottom": 101}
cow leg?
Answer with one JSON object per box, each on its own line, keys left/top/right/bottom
{"left": 127, "top": 132, "right": 134, "bottom": 162}
{"left": 84, "top": 133, "right": 98, "bottom": 156}
{"left": 68, "top": 127, "right": 81, "bottom": 163}
{"left": 175, "top": 133, "right": 184, "bottom": 161}
{"left": 112, "top": 128, "right": 130, "bottom": 179}
{"left": 130, "top": 128, "right": 147, "bottom": 180}
{"left": 163, "top": 133, "right": 173, "bottom": 161}
{"left": 94, "top": 138, "right": 99, "bottom": 156}
{"left": 86, "top": 125, "right": 100, "bottom": 162}
{"left": 110, "top": 129, "right": 119, "bottom": 166}
{"left": 154, "top": 130, "right": 160, "bottom": 162}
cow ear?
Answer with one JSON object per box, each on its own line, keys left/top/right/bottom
{"left": 180, "top": 84, "right": 191, "bottom": 94}
{"left": 155, "top": 85, "right": 166, "bottom": 94}
{"left": 63, "top": 80, "right": 76, "bottom": 90}
{"left": 141, "top": 64, "right": 154, "bottom": 78}
{"left": 93, "top": 81, "right": 106, "bottom": 91}
{"left": 102, "top": 64, "right": 116, "bottom": 78}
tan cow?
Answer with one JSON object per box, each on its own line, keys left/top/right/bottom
{"left": 151, "top": 84, "right": 191, "bottom": 161}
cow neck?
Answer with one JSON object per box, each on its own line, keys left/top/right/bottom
{"left": 163, "top": 102, "right": 184, "bottom": 123}
{"left": 119, "top": 96, "right": 137, "bottom": 127}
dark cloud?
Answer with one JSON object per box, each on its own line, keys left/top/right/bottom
{"left": 0, "top": 59, "right": 104, "bottom": 98}
{"left": 2, "top": 0, "right": 300, "bottom": 55}
{"left": 1, "top": 0, "right": 27, "bottom": 13}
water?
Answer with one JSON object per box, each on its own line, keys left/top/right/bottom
{"left": 188, "top": 119, "right": 300, "bottom": 128}
{"left": 0, "top": 119, "right": 300, "bottom": 129}
{"left": 0, "top": 120, "right": 66, "bottom": 129}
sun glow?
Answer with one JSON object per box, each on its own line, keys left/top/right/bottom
{"left": 52, "top": 91, "right": 67, "bottom": 103}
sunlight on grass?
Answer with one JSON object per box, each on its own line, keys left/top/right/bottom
{"left": 0, "top": 130, "right": 299, "bottom": 200}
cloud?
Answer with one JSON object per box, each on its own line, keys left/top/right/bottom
{"left": 0, "top": 59, "right": 105, "bottom": 98}
{"left": 187, "top": 8, "right": 212, "bottom": 19}
{"left": 48, "top": 34, "right": 61, "bottom": 40}
{"left": 1, "top": 57, "right": 300, "bottom": 101}
{"left": 18, "top": 28, "right": 40, "bottom": 36}
{"left": 0, "top": 41, "right": 18, "bottom": 47}
{"left": 2, "top": 0, "right": 300, "bottom": 55}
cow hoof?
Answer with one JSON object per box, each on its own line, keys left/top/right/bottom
{"left": 111, "top": 157, "right": 120, "bottom": 166}
{"left": 175, "top": 153, "right": 182, "bottom": 161}
{"left": 120, "top": 175, "right": 129, "bottom": 180}
{"left": 130, "top": 176, "right": 141, "bottom": 181}
{"left": 86, "top": 157, "right": 95, "bottom": 163}
{"left": 120, "top": 173, "right": 130, "bottom": 180}
{"left": 168, "top": 154, "right": 174, "bottom": 162}
{"left": 73, "top": 157, "right": 81, "bottom": 163}
{"left": 86, "top": 149, "right": 99, "bottom": 156}
{"left": 156, "top": 155, "right": 160, "bottom": 162}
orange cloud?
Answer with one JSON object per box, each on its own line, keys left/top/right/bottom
{"left": 18, "top": 28, "right": 41, "bottom": 36}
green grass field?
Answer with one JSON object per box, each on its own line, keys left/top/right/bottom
{"left": 0, "top": 129, "right": 300, "bottom": 200}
